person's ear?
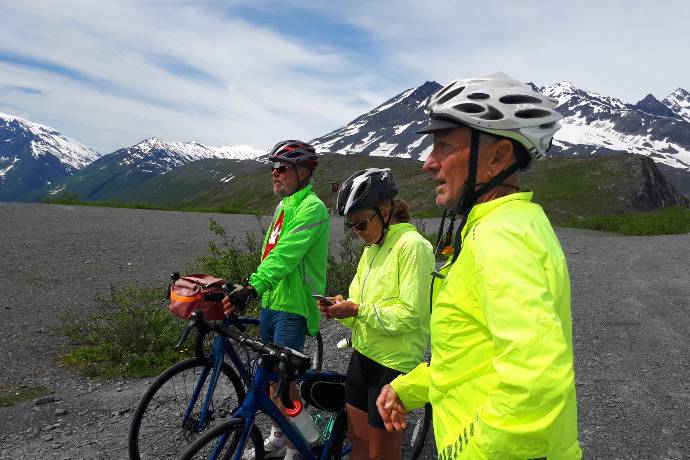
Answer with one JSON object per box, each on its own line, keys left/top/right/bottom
{"left": 488, "top": 139, "right": 514, "bottom": 178}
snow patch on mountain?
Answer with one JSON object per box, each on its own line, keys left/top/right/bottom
{"left": 663, "top": 88, "right": 690, "bottom": 123}
{"left": 0, "top": 112, "right": 100, "bottom": 170}
{"left": 537, "top": 82, "right": 690, "bottom": 172}
{"left": 116, "top": 137, "right": 266, "bottom": 173}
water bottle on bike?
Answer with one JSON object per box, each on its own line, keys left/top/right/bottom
{"left": 285, "top": 400, "right": 320, "bottom": 443}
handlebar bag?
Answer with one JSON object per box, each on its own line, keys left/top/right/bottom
{"left": 169, "top": 274, "right": 225, "bottom": 320}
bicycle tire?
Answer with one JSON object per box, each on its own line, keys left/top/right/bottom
{"left": 128, "top": 357, "right": 245, "bottom": 460}
{"left": 405, "top": 403, "right": 433, "bottom": 460}
{"left": 178, "top": 418, "right": 264, "bottom": 460}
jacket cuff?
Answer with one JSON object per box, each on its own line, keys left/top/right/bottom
{"left": 248, "top": 274, "right": 267, "bottom": 296}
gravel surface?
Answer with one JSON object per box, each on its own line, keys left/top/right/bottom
{"left": 0, "top": 202, "right": 688, "bottom": 459}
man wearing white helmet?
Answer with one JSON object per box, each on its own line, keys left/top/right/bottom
{"left": 376, "top": 73, "right": 582, "bottom": 459}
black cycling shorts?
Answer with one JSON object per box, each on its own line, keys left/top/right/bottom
{"left": 345, "top": 349, "right": 403, "bottom": 429}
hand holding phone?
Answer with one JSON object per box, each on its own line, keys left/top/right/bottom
{"left": 312, "top": 294, "right": 333, "bottom": 306}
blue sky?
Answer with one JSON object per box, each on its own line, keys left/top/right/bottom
{"left": 0, "top": 0, "right": 688, "bottom": 154}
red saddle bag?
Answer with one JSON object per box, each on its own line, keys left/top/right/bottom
{"left": 168, "top": 274, "right": 225, "bottom": 320}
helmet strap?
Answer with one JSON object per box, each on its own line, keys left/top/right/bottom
{"left": 294, "top": 164, "right": 313, "bottom": 191}
{"left": 374, "top": 198, "right": 394, "bottom": 245}
{"left": 448, "top": 132, "right": 523, "bottom": 264}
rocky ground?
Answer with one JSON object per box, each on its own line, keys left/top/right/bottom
{"left": 0, "top": 202, "right": 688, "bottom": 459}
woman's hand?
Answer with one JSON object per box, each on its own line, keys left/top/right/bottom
{"left": 317, "top": 295, "right": 359, "bottom": 319}
{"left": 317, "top": 295, "right": 340, "bottom": 320}
{"left": 376, "top": 384, "right": 408, "bottom": 431}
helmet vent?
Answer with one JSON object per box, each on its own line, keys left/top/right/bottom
{"left": 434, "top": 81, "right": 457, "bottom": 100}
{"left": 499, "top": 94, "right": 544, "bottom": 104}
{"left": 479, "top": 105, "right": 504, "bottom": 120}
{"left": 515, "top": 108, "right": 552, "bottom": 119}
{"left": 467, "top": 92, "right": 490, "bottom": 100}
{"left": 539, "top": 121, "right": 557, "bottom": 129}
{"left": 437, "top": 86, "right": 465, "bottom": 105}
{"left": 452, "top": 102, "right": 484, "bottom": 114}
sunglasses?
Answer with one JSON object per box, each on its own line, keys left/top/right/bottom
{"left": 271, "top": 161, "right": 289, "bottom": 173}
{"left": 344, "top": 214, "right": 377, "bottom": 232}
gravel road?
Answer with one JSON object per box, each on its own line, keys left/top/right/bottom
{"left": 0, "top": 202, "right": 688, "bottom": 459}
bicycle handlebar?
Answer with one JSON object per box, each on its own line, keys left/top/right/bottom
{"left": 176, "top": 310, "right": 310, "bottom": 409}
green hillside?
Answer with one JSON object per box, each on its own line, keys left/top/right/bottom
{"left": 185, "top": 153, "right": 687, "bottom": 224}
{"left": 101, "top": 158, "right": 262, "bottom": 204}
{"left": 184, "top": 155, "right": 439, "bottom": 216}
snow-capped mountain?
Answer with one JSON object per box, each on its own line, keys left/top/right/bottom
{"left": 44, "top": 137, "right": 267, "bottom": 201}
{"left": 634, "top": 94, "right": 680, "bottom": 119}
{"left": 112, "top": 137, "right": 266, "bottom": 174}
{"left": 312, "top": 81, "right": 441, "bottom": 160}
{"left": 311, "top": 80, "right": 690, "bottom": 183}
{"left": 0, "top": 112, "right": 100, "bottom": 201}
{"left": 662, "top": 88, "right": 690, "bottom": 123}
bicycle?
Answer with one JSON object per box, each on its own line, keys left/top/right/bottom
{"left": 128, "top": 292, "right": 324, "bottom": 460}
{"left": 177, "top": 310, "right": 350, "bottom": 460}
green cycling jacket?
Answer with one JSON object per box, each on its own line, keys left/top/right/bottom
{"left": 338, "top": 222, "right": 435, "bottom": 373}
{"left": 391, "top": 192, "right": 581, "bottom": 459}
{"left": 249, "top": 184, "right": 329, "bottom": 336}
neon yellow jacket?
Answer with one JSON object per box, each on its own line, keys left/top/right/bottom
{"left": 390, "top": 192, "right": 581, "bottom": 459}
{"left": 338, "top": 222, "right": 435, "bottom": 373}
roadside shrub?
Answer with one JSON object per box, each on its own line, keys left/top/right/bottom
{"left": 193, "top": 217, "right": 263, "bottom": 284}
{"left": 326, "top": 231, "right": 361, "bottom": 297}
{"left": 0, "top": 384, "right": 51, "bottom": 408}
{"left": 43, "top": 192, "right": 81, "bottom": 205}
{"left": 60, "top": 217, "right": 365, "bottom": 379}
{"left": 61, "top": 286, "right": 187, "bottom": 378}
{"left": 564, "top": 206, "right": 690, "bottom": 236}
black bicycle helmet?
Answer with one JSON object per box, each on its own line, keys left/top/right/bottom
{"left": 268, "top": 140, "right": 318, "bottom": 170}
{"left": 336, "top": 168, "right": 399, "bottom": 216}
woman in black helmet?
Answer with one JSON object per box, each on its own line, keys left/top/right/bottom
{"left": 316, "top": 168, "right": 435, "bottom": 460}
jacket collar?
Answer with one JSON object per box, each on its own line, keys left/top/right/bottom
{"left": 282, "top": 183, "right": 313, "bottom": 209}
{"left": 461, "top": 191, "right": 533, "bottom": 239}
{"left": 367, "top": 222, "right": 415, "bottom": 248}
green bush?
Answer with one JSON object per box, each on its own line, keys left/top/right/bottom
{"left": 326, "top": 232, "right": 361, "bottom": 297}
{"left": 0, "top": 384, "right": 51, "bottom": 407}
{"left": 61, "top": 286, "right": 187, "bottom": 378}
{"left": 61, "top": 217, "right": 364, "bottom": 379}
{"left": 564, "top": 206, "right": 690, "bottom": 235}
{"left": 43, "top": 192, "right": 81, "bottom": 204}
{"left": 193, "top": 217, "right": 263, "bottom": 283}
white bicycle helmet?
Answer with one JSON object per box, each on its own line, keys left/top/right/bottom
{"left": 419, "top": 72, "right": 562, "bottom": 159}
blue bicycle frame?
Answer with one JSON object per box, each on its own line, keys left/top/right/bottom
{"left": 208, "top": 366, "right": 348, "bottom": 460}
{"left": 183, "top": 316, "right": 260, "bottom": 432}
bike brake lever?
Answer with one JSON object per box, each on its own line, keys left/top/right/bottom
{"left": 175, "top": 311, "right": 202, "bottom": 349}
{"left": 275, "top": 353, "right": 295, "bottom": 410}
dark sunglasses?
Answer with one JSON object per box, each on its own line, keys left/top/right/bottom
{"left": 271, "top": 161, "right": 289, "bottom": 173}
{"left": 344, "top": 214, "right": 377, "bottom": 232}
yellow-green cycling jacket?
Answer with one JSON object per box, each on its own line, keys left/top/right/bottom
{"left": 338, "top": 222, "right": 435, "bottom": 373}
{"left": 391, "top": 192, "right": 581, "bottom": 459}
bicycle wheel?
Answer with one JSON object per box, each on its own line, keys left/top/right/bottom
{"left": 404, "top": 403, "right": 434, "bottom": 460}
{"left": 128, "top": 357, "right": 245, "bottom": 460}
{"left": 178, "top": 419, "right": 264, "bottom": 460}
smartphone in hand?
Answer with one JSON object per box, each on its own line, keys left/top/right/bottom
{"left": 312, "top": 294, "right": 334, "bottom": 306}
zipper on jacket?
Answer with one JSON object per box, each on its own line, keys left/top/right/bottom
{"left": 354, "top": 244, "right": 383, "bottom": 346}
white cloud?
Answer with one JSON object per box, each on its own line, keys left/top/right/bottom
{"left": 0, "top": 1, "right": 384, "bottom": 152}
{"left": 0, "top": 0, "right": 687, "bottom": 154}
